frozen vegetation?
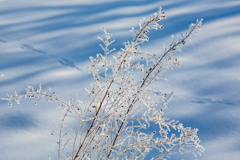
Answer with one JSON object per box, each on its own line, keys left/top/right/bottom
{"left": 2, "top": 7, "right": 204, "bottom": 160}
{"left": 1, "top": 1, "right": 240, "bottom": 160}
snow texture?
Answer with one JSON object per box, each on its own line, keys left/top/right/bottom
{"left": 0, "top": 0, "right": 240, "bottom": 160}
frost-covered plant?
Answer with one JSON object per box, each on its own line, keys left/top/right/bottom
{"left": 2, "top": 7, "right": 204, "bottom": 160}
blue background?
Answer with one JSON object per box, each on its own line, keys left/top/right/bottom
{"left": 0, "top": 0, "right": 240, "bottom": 159}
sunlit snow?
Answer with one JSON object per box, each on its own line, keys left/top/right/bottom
{"left": 0, "top": 0, "right": 240, "bottom": 159}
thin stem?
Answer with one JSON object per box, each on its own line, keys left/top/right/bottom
{"left": 107, "top": 19, "right": 202, "bottom": 159}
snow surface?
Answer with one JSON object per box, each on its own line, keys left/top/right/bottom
{"left": 0, "top": 0, "right": 240, "bottom": 159}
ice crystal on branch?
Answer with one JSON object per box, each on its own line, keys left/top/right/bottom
{"left": 2, "top": 7, "right": 204, "bottom": 160}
